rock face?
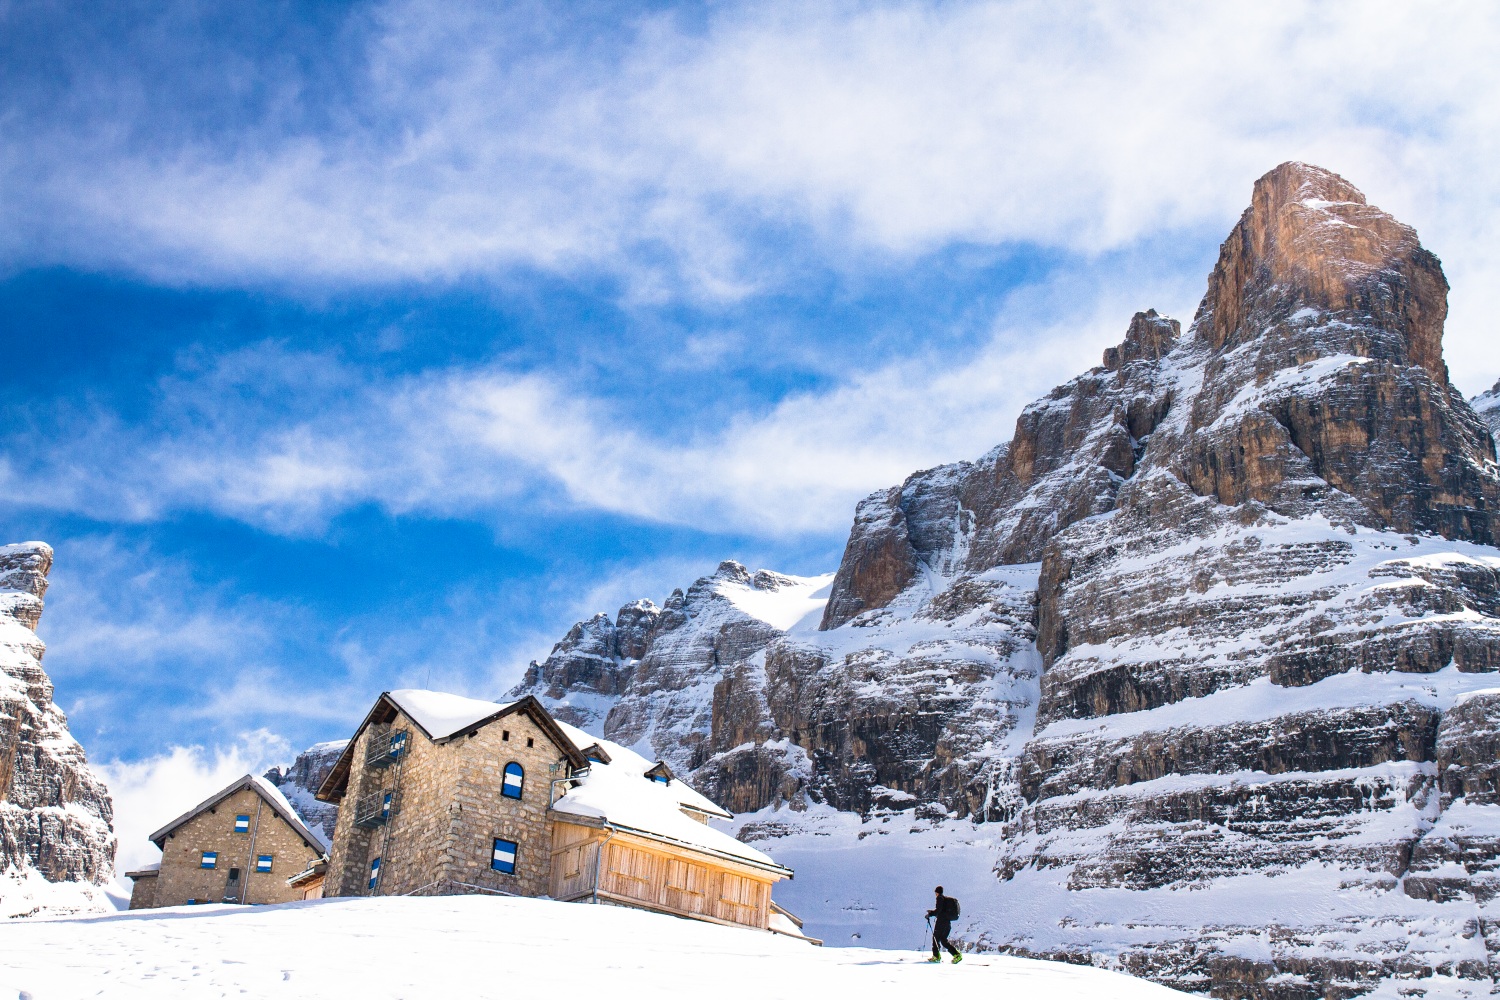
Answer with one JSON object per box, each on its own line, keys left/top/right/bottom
{"left": 1475, "top": 379, "right": 1500, "bottom": 438}
{"left": 509, "top": 562, "right": 833, "bottom": 813}
{"left": 263, "top": 739, "right": 348, "bottom": 843}
{"left": 0, "top": 542, "right": 115, "bottom": 917}
{"left": 525, "top": 164, "right": 1500, "bottom": 996}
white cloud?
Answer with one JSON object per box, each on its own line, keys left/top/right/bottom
{"left": 7, "top": 0, "right": 1500, "bottom": 377}
{"left": 94, "top": 731, "right": 291, "bottom": 885}
{"left": 8, "top": 262, "right": 1189, "bottom": 539}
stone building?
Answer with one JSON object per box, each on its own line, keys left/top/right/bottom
{"left": 126, "top": 774, "right": 328, "bottom": 908}
{"left": 316, "top": 690, "right": 806, "bottom": 937}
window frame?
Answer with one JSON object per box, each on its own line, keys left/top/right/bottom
{"left": 491, "top": 837, "right": 518, "bottom": 875}
{"left": 501, "top": 761, "right": 524, "bottom": 800}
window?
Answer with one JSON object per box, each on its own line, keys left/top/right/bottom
{"left": 369, "top": 857, "right": 381, "bottom": 890}
{"left": 526, "top": 737, "right": 534, "bottom": 747}
{"left": 502, "top": 729, "right": 510, "bottom": 741}
{"left": 390, "top": 730, "right": 408, "bottom": 755}
{"left": 234, "top": 814, "right": 250, "bottom": 833}
{"left": 491, "top": 838, "right": 518, "bottom": 874}
{"left": 228, "top": 867, "right": 241, "bottom": 881}
{"left": 256, "top": 855, "right": 273, "bottom": 873}
{"left": 502, "top": 762, "right": 524, "bottom": 800}
{"left": 200, "top": 851, "right": 218, "bottom": 869}
{"left": 651, "top": 774, "right": 669, "bottom": 784}
{"left": 381, "top": 792, "right": 392, "bottom": 821}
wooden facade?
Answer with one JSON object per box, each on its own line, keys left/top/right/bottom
{"left": 550, "top": 821, "right": 778, "bottom": 930}
{"left": 315, "top": 689, "right": 803, "bottom": 938}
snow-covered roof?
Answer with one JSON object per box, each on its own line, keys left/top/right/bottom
{"left": 387, "top": 689, "right": 517, "bottom": 741}
{"left": 550, "top": 722, "right": 787, "bottom": 875}
{"left": 149, "top": 773, "right": 328, "bottom": 854}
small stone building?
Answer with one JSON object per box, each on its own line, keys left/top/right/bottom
{"left": 317, "top": 690, "right": 805, "bottom": 936}
{"left": 127, "top": 774, "right": 328, "bottom": 908}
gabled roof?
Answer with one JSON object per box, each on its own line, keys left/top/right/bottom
{"left": 149, "top": 774, "right": 328, "bottom": 853}
{"left": 316, "top": 691, "right": 588, "bottom": 802}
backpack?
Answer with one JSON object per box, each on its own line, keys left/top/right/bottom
{"left": 941, "top": 895, "right": 960, "bottom": 920}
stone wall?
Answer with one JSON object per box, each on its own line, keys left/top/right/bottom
{"left": 325, "top": 704, "right": 574, "bottom": 900}
{"left": 149, "top": 786, "right": 322, "bottom": 907}
{"left": 442, "top": 710, "right": 570, "bottom": 897}
{"left": 126, "top": 871, "right": 157, "bottom": 909}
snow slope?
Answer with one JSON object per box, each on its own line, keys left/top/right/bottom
{"left": 0, "top": 895, "right": 1188, "bottom": 1000}
{"left": 735, "top": 806, "right": 1497, "bottom": 1000}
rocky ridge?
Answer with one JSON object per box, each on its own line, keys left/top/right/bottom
{"left": 1475, "top": 379, "right": 1500, "bottom": 437}
{"left": 0, "top": 542, "right": 115, "bottom": 917}
{"left": 263, "top": 739, "right": 348, "bottom": 843}
{"left": 523, "top": 164, "right": 1500, "bottom": 998}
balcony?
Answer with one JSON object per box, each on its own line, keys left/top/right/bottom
{"left": 355, "top": 790, "right": 393, "bottom": 828}
{"left": 366, "top": 729, "right": 409, "bottom": 769}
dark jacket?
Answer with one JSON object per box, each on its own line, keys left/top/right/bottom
{"left": 926, "top": 895, "right": 959, "bottom": 922}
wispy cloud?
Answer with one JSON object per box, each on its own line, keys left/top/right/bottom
{"left": 94, "top": 731, "right": 291, "bottom": 882}
{"left": 4, "top": 2, "right": 1496, "bottom": 383}
{"left": 6, "top": 263, "right": 1191, "bottom": 539}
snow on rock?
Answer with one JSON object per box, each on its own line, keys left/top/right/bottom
{"left": 1474, "top": 378, "right": 1500, "bottom": 437}
{"left": 509, "top": 560, "right": 839, "bottom": 812}
{"left": 0, "top": 895, "right": 1190, "bottom": 1000}
{"left": 263, "top": 739, "right": 348, "bottom": 844}
{"left": 521, "top": 163, "right": 1500, "bottom": 998}
{"left": 0, "top": 542, "right": 115, "bottom": 919}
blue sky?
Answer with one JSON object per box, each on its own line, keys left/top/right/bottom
{"left": 3, "top": 2, "right": 1500, "bottom": 843}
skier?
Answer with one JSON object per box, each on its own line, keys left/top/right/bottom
{"left": 925, "top": 885, "right": 962, "bottom": 964}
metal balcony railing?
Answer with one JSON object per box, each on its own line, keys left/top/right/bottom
{"left": 366, "top": 729, "right": 409, "bottom": 769}
{"left": 355, "top": 790, "right": 393, "bottom": 828}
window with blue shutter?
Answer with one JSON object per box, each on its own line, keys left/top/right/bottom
{"left": 200, "top": 851, "right": 218, "bottom": 869}
{"left": 390, "top": 731, "right": 408, "bottom": 757}
{"left": 256, "top": 855, "right": 273, "bottom": 873}
{"left": 502, "top": 762, "right": 524, "bottom": 800}
{"left": 651, "top": 774, "right": 669, "bottom": 784}
{"left": 234, "top": 814, "right": 250, "bottom": 833}
{"left": 369, "top": 857, "right": 380, "bottom": 890}
{"left": 381, "top": 792, "right": 392, "bottom": 820}
{"left": 491, "top": 838, "right": 518, "bottom": 874}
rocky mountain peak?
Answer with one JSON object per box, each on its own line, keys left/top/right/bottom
{"left": 1102, "top": 309, "right": 1179, "bottom": 371}
{"left": 1476, "top": 379, "right": 1500, "bottom": 437}
{"left": 1195, "top": 161, "right": 1449, "bottom": 384}
{"left": 518, "top": 164, "right": 1500, "bottom": 995}
{"left": 0, "top": 541, "right": 114, "bottom": 917}
{"left": 712, "top": 560, "right": 753, "bottom": 585}
{"left": 0, "top": 542, "right": 51, "bottom": 604}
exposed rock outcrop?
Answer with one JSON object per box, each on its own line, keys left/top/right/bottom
{"left": 525, "top": 163, "right": 1500, "bottom": 996}
{"left": 1475, "top": 379, "right": 1500, "bottom": 438}
{"left": 510, "top": 561, "right": 830, "bottom": 790}
{"left": 263, "top": 739, "right": 348, "bottom": 843}
{"left": 0, "top": 542, "right": 115, "bottom": 917}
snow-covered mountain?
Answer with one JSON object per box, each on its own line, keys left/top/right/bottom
{"left": 0, "top": 542, "right": 115, "bottom": 918}
{"left": 521, "top": 164, "right": 1500, "bottom": 998}
{"left": 263, "top": 739, "right": 348, "bottom": 843}
{"left": 1475, "top": 379, "right": 1500, "bottom": 437}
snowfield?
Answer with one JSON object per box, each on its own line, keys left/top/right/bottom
{"left": 0, "top": 894, "right": 1188, "bottom": 1000}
